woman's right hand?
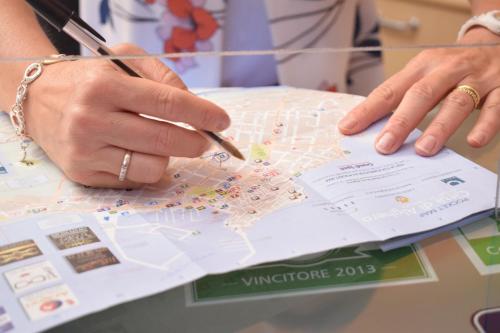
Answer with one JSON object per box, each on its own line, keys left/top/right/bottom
{"left": 23, "top": 44, "right": 230, "bottom": 188}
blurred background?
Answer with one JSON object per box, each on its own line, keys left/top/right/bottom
{"left": 377, "top": 0, "right": 469, "bottom": 77}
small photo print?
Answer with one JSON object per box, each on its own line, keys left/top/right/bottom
{"left": 65, "top": 247, "right": 119, "bottom": 273}
{"left": 19, "top": 284, "right": 78, "bottom": 321}
{"left": 4, "top": 261, "right": 61, "bottom": 294}
{"left": 48, "top": 227, "right": 100, "bottom": 250}
{"left": 0, "top": 240, "right": 42, "bottom": 267}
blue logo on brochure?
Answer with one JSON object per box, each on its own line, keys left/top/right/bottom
{"left": 0, "top": 164, "right": 7, "bottom": 175}
{"left": 441, "top": 176, "right": 465, "bottom": 186}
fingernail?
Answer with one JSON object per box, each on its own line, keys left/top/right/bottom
{"left": 376, "top": 132, "right": 397, "bottom": 154}
{"left": 339, "top": 118, "right": 358, "bottom": 131}
{"left": 469, "top": 132, "right": 486, "bottom": 146}
{"left": 416, "top": 135, "right": 438, "bottom": 155}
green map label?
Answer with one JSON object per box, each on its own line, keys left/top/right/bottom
{"left": 191, "top": 246, "right": 433, "bottom": 303}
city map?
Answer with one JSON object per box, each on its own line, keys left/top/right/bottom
{"left": 0, "top": 87, "right": 496, "bottom": 332}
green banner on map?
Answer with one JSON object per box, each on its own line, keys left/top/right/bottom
{"left": 192, "top": 246, "right": 431, "bottom": 303}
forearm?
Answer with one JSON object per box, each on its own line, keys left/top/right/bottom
{"left": 0, "top": 0, "right": 57, "bottom": 111}
{"left": 469, "top": 0, "right": 500, "bottom": 15}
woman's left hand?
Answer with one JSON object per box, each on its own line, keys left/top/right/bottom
{"left": 338, "top": 27, "right": 500, "bottom": 156}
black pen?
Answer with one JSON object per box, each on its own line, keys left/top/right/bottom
{"left": 25, "top": 0, "right": 245, "bottom": 161}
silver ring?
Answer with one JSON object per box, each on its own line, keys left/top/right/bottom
{"left": 119, "top": 150, "right": 132, "bottom": 182}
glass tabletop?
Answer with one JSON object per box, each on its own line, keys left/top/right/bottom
{"left": 44, "top": 107, "right": 499, "bottom": 333}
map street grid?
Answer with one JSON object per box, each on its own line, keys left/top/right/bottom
{"left": 0, "top": 87, "right": 497, "bottom": 332}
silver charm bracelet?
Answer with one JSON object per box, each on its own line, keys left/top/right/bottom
{"left": 9, "top": 54, "right": 68, "bottom": 165}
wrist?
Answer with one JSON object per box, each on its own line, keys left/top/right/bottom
{"left": 0, "top": 51, "right": 59, "bottom": 112}
{"left": 460, "top": 25, "right": 500, "bottom": 43}
{"left": 0, "top": 62, "right": 32, "bottom": 111}
{"left": 21, "top": 58, "right": 73, "bottom": 141}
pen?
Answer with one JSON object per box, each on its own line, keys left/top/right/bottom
{"left": 25, "top": 0, "right": 245, "bottom": 161}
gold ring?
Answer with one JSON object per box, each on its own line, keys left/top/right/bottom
{"left": 456, "top": 85, "right": 481, "bottom": 109}
{"left": 119, "top": 150, "right": 132, "bottom": 182}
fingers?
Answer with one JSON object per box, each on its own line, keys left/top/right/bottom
{"left": 415, "top": 82, "right": 483, "bottom": 156}
{"left": 339, "top": 65, "right": 423, "bottom": 135}
{"left": 109, "top": 76, "right": 231, "bottom": 132}
{"left": 375, "top": 68, "right": 468, "bottom": 155}
{"left": 110, "top": 44, "right": 187, "bottom": 90}
{"left": 340, "top": 43, "right": 500, "bottom": 157}
{"left": 79, "top": 172, "right": 142, "bottom": 189}
{"left": 61, "top": 145, "right": 171, "bottom": 188}
{"left": 467, "top": 87, "right": 500, "bottom": 148}
{"left": 100, "top": 111, "right": 210, "bottom": 157}
{"left": 93, "top": 147, "right": 170, "bottom": 184}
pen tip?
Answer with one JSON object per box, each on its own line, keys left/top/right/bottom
{"left": 221, "top": 141, "right": 246, "bottom": 161}
{"left": 233, "top": 151, "right": 246, "bottom": 161}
